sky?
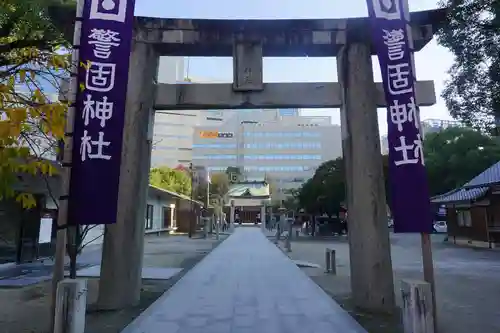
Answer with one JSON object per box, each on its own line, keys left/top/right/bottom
{"left": 134, "top": 0, "right": 454, "bottom": 136}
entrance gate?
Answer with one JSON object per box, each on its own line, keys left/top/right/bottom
{"left": 92, "top": 9, "right": 444, "bottom": 312}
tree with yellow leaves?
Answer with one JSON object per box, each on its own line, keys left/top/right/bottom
{"left": 0, "top": 0, "right": 73, "bottom": 208}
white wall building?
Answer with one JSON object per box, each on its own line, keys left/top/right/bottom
{"left": 192, "top": 109, "right": 342, "bottom": 200}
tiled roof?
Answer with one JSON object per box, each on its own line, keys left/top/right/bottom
{"left": 228, "top": 182, "right": 270, "bottom": 197}
{"left": 431, "top": 187, "right": 488, "bottom": 204}
{"left": 431, "top": 160, "right": 500, "bottom": 204}
{"left": 463, "top": 161, "right": 500, "bottom": 189}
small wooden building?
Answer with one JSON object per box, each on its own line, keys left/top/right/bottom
{"left": 432, "top": 161, "right": 500, "bottom": 247}
{"left": 224, "top": 181, "right": 271, "bottom": 223}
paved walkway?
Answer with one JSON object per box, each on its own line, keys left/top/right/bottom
{"left": 121, "top": 228, "right": 366, "bottom": 333}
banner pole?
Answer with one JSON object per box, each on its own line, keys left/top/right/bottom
{"left": 50, "top": 0, "right": 84, "bottom": 329}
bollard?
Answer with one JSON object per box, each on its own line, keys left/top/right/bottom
{"left": 401, "top": 280, "right": 435, "bottom": 333}
{"left": 203, "top": 218, "right": 209, "bottom": 239}
{"left": 295, "top": 229, "right": 300, "bottom": 238}
{"left": 285, "top": 221, "right": 292, "bottom": 252}
{"left": 54, "top": 279, "right": 87, "bottom": 333}
{"left": 325, "top": 248, "right": 336, "bottom": 274}
{"left": 215, "top": 220, "right": 220, "bottom": 240}
{"left": 275, "top": 224, "right": 281, "bottom": 244}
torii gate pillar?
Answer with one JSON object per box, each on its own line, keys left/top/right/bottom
{"left": 97, "top": 40, "right": 158, "bottom": 309}
{"left": 338, "top": 41, "right": 395, "bottom": 311}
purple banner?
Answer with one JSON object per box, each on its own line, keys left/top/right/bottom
{"left": 366, "top": 0, "right": 433, "bottom": 233}
{"left": 68, "top": 0, "right": 136, "bottom": 225}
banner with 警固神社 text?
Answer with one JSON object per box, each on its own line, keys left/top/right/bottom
{"left": 68, "top": 0, "right": 136, "bottom": 225}
{"left": 365, "top": 0, "right": 433, "bottom": 233}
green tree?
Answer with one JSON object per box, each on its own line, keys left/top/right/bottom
{"left": 150, "top": 166, "right": 192, "bottom": 196}
{"left": 193, "top": 172, "right": 230, "bottom": 204}
{"left": 209, "top": 172, "right": 229, "bottom": 199}
{"left": 0, "top": 0, "right": 74, "bottom": 207}
{"left": 282, "top": 188, "right": 300, "bottom": 213}
{"left": 298, "top": 156, "right": 391, "bottom": 216}
{"left": 424, "top": 127, "right": 500, "bottom": 195}
{"left": 298, "top": 158, "right": 345, "bottom": 216}
{"left": 297, "top": 128, "right": 500, "bottom": 215}
{"left": 437, "top": 0, "right": 500, "bottom": 130}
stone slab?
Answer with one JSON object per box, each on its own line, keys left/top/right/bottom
{"left": 120, "top": 228, "right": 367, "bottom": 333}
{"left": 76, "top": 265, "right": 182, "bottom": 280}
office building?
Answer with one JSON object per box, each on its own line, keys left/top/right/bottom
{"left": 152, "top": 109, "right": 230, "bottom": 168}
{"left": 380, "top": 118, "right": 464, "bottom": 154}
{"left": 151, "top": 60, "right": 235, "bottom": 168}
{"left": 192, "top": 109, "right": 342, "bottom": 200}
{"left": 421, "top": 118, "right": 464, "bottom": 135}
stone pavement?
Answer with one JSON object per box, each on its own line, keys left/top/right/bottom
{"left": 121, "top": 227, "right": 366, "bottom": 333}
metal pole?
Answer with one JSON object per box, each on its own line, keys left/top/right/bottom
{"left": 206, "top": 178, "right": 210, "bottom": 212}
{"left": 50, "top": 0, "right": 83, "bottom": 329}
{"left": 286, "top": 218, "right": 292, "bottom": 252}
{"left": 189, "top": 163, "right": 193, "bottom": 238}
{"left": 215, "top": 204, "right": 220, "bottom": 240}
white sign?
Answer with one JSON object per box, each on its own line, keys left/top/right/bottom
{"left": 38, "top": 218, "right": 53, "bottom": 244}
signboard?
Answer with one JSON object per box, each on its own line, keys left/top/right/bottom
{"left": 229, "top": 172, "right": 240, "bottom": 183}
{"left": 366, "top": 0, "right": 432, "bottom": 233}
{"left": 68, "top": 0, "right": 136, "bottom": 225}
{"left": 38, "top": 217, "right": 53, "bottom": 244}
{"left": 199, "top": 131, "right": 234, "bottom": 138}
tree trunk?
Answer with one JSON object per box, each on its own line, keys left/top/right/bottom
{"left": 66, "top": 226, "right": 79, "bottom": 279}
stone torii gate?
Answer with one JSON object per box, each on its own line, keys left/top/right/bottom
{"left": 95, "top": 9, "right": 444, "bottom": 312}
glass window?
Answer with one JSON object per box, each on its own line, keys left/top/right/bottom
{"left": 155, "top": 133, "right": 190, "bottom": 139}
{"left": 193, "top": 154, "right": 236, "bottom": 160}
{"left": 243, "top": 166, "right": 306, "bottom": 172}
{"left": 155, "top": 122, "right": 186, "bottom": 127}
{"left": 243, "top": 154, "right": 323, "bottom": 160}
{"left": 192, "top": 143, "right": 236, "bottom": 148}
{"left": 242, "top": 142, "right": 321, "bottom": 149}
{"left": 145, "top": 204, "right": 154, "bottom": 230}
{"left": 153, "top": 146, "right": 176, "bottom": 150}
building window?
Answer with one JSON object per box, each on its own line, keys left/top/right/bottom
{"left": 244, "top": 166, "right": 307, "bottom": 172}
{"left": 155, "top": 121, "right": 186, "bottom": 126}
{"left": 244, "top": 142, "right": 321, "bottom": 149}
{"left": 192, "top": 154, "right": 237, "bottom": 160}
{"left": 457, "top": 210, "right": 472, "bottom": 227}
{"left": 244, "top": 154, "right": 321, "bottom": 160}
{"left": 162, "top": 206, "right": 171, "bottom": 228}
{"left": 244, "top": 132, "right": 321, "bottom": 138}
{"left": 155, "top": 134, "right": 190, "bottom": 139}
{"left": 207, "top": 166, "right": 227, "bottom": 172}
{"left": 153, "top": 146, "right": 176, "bottom": 150}
{"left": 193, "top": 143, "right": 237, "bottom": 149}
{"left": 145, "top": 204, "right": 154, "bottom": 230}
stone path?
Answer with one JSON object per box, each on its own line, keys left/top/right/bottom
{"left": 121, "top": 227, "right": 366, "bottom": 333}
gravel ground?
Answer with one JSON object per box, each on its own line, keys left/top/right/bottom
{"left": 0, "top": 234, "right": 227, "bottom": 333}
{"left": 282, "top": 232, "right": 500, "bottom": 333}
